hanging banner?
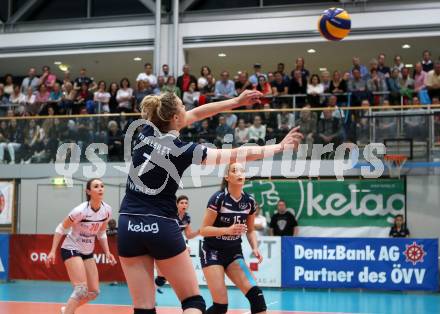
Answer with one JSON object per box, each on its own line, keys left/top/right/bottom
{"left": 9, "top": 234, "right": 124, "bottom": 282}
{"left": 0, "top": 181, "right": 14, "bottom": 225}
{"left": 244, "top": 179, "right": 405, "bottom": 237}
{"left": 282, "top": 237, "right": 438, "bottom": 291}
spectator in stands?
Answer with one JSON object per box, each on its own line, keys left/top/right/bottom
{"left": 329, "top": 70, "right": 347, "bottom": 102}
{"left": 277, "top": 103, "right": 295, "bottom": 134}
{"left": 248, "top": 115, "right": 266, "bottom": 145}
{"left": 161, "top": 64, "right": 170, "bottom": 81}
{"left": 177, "top": 64, "right": 197, "bottom": 93}
{"left": 376, "top": 100, "right": 397, "bottom": 141}
{"left": 269, "top": 200, "right": 298, "bottom": 236}
{"left": 182, "top": 81, "right": 200, "bottom": 111}
{"left": 9, "top": 84, "right": 25, "bottom": 109}
{"left": 295, "top": 105, "right": 317, "bottom": 158}
{"left": 161, "top": 76, "right": 181, "bottom": 98}
{"left": 116, "top": 78, "right": 133, "bottom": 113}
{"left": 351, "top": 57, "right": 368, "bottom": 78}
{"left": 3, "top": 74, "right": 14, "bottom": 96}
{"left": 400, "top": 67, "right": 415, "bottom": 103}
{"left": 267, "top": 72, "right": 275, "bottom": 84}
{"left": 235, "top": 71, "right": 253, "bottom": 95}
{"left": 277, "top": 62, "right": 290, "bottom": 83}
{"left": 49, "top": 83, "right": 63, "bottom": 105}
{"left": 256, "top": 75, "right": 272, "bottom": 97}
{"left": 107, "top": 219, "right": 118, "bottom": 236}
{"left": 20, "top": 119, "right": 44, "bottom": 163}
{"left": 155, "top": 76, "right": 165, "bottom": 95}
{"left": 387, "top": 68, "right": 402, "bottom": 106}
{"left": 426, "top": 61, "right": 440, "bottom": 101}
{"left": 62, "top": 71, "right": 72, "bottom": 89}
{"left": 215, "top": 70, "right": 235, "bottom": 98}
{"left": 94, "top": 81, "right": 111, "bottom": 113}
{"left": 291, "top": 57, "right": 310, "bottom": 80}
{"left": 271, "top": 71, "right": 289, "bottom": 98}
{"left": 76, "top": 82, "right": 94, "bottom": 112}
{"left": 315, "top": 108, "right": 343, "bottom": 155}
{"left": 413, "top": 62, "right": 427, "bottom": 94}
{"left": 234, "top": 118, "right": 249, "bottom": 145}
{"left": 289, "top": 69, "right": 307, "bottom": 107}
{"left": 74, "top": 68, "right": 96, "bottom": 91}
{"left": 5, "top": 119, "right": 22, "bottom": 164}
{"left": 76, "top": 108, "right": 93, "bottom": 152}
{"left": 377, "top": 53, "right": 391, "bottom": 77}
{"left": 39, "top": 65, "right": 57, "bottom": 91}
{"left": 0, "top": 86, "right": 8, "bottom": 112}
{"left": 389, "top": 214, "right": 410, "bottom": 238}
{"left": 392, "top": 55, "right": 404, "bottom": 73}
{"left": 199, "top": 73, "right": 216, "bottom": 100}
{"left": 321, "top": 95, "right": 344, "bottom": 119}
{"left": 107, "top": 120, "right": 123, "bottom": 162}
{"left": 23, "top": 87, "right": 36, "bottom": 115}
{"left": 35, "top": 84, "right": 50, "bottom": 114}
{"left": 254, "top": 203, "right": 268, "bottom": 237}
{"left": 197, "top": 65, "right": 212, "bottom": 90}
{"left": 367, "top": 69, "right": 388, "bottom": 105}
{"left": 348, "top": 68, "right": 368, "bottom": 106}
{"left": 404, "top": 97, "right": 426, "bottom": 140}
{"left": 215, "top": 115, "right": 233, "bottom": 147}
{"left": 20, "top": 67, "right": 40, "bottom": 94}
{"left": 356, "top": 99, "right": 370, "bottom": 144}
{"left": 0, "top": 121, "right": 9, "bottom": 163}
{"left": 60, "top": 82, "right": 76, "bottom": 114}
{"left": 136, "top": 62, "right": 157, "bottom": 87}
{"left": 40, "top": 107, "right": 59, "bottom": 162}
{"left": 198, "top": 119, "right": 215, "bottom": 144}
{"left": 225, "top": 112, "right": 238, "bottom": 130}
{"left": 307, "top": 74, "right": 324, "bottom": 107}
{"left": 134, "top": 80, "right": 154, "bottom": 111}
{"left": 249, "top": 63, "right": 266, "bottom": 86}
{"left": 421, "top": 50, "right": 434, "bottom": 73}
{"left": 321, "top": 70, "right": 331, "bottom": 93}
{"left": 108, "top": 82, "right": 119, "bottom": 113}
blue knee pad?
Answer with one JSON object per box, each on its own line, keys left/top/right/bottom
{"left": 182, "top": 295, "right": 206, "bottom": 313}
{"left": 245, "top": 286, "right": 267, "bottom": 314}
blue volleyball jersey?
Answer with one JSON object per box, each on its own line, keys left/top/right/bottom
{"left": 178, "top": 212, "right": 191, "bottom": 232}
{"left": 120, "top": 123, "right": 207, "bottom": 218}
{"left": 203, "top": 190, "right": 256, "bottom": 249}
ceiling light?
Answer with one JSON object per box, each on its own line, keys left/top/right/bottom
{"left": 133, "top": 57, "right": 142, "bottom": 61}
{"left": 405, "top": 64, "right": 414, "bottom": 68}
{"left": 54, "top": 61, "right": 62, "bottom": 65}
{"left": 402, "top": 44, "right": 411, "bottom": 49}
{"left": 218, "top": 53, "right": 227, "bottom": 57}
{"left": 307, "top": 49, "right": 316, "bottom": 54}
{"left": 319, "top": 67, "right": 327, "bottom": 71}
{"left": 58, "top": 64, "right": 69, "bottom": 72}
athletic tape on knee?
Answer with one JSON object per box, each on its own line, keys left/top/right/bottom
{"left": 88, "top": 290, "right": 99, "bottom": 301}
{"left": 182, "top": 295, "right": 206, "bottom": 313}
{"left": 133, "top": 308, "right": 156, "bottom": 314}
{"left": 237, "top": 259, "right": 257, "bottom": 287}
{"left": 70, "top": 284, "right": 88, "bottom": 301}
{"left": 245, "top": 286, "right": 267, "bottom": 314}
{"left": 206, "top": 302, "right": 228, "bottom": 314}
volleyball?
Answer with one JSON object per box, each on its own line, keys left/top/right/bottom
{"left": 318, "top": 7, "right": 351, "bottom": 41}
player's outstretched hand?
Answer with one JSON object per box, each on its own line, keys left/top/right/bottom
{"left": 280, "top": 126, "right": 303, "bottom": 151}
{"left": 235, "top": 90, "right": 262, "bottom": 106}
{"left": 252, "top": 248, "right": 263, "bottom": 264}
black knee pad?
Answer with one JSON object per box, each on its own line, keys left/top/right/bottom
{"left": 182, "top": 295, "right": 206, "bottom": 313}
{"left": 206, "top": 302, "right": 228, "bottom": 314}
{"left": 155, "top": 276, "right": 166, "bottom": 287}
{"left": 133, "top": 309, "right": 156, "bottom": 314}
{"left": 245, "top": 286, "right": 267, "bottom": 314}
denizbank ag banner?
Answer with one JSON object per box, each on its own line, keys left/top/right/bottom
{"left": 282, "top": 237, "right": 438, "bottom": 291}
{"left": 244, "top": 179, "right": 405, "bottom": 237}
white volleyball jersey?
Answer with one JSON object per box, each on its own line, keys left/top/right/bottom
{"left": 61, "top": 201, "right": 112, "bottom": 255}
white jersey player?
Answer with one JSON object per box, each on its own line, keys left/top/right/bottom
{"left": 46, "top": 178, "right": 117, "bottom": 314}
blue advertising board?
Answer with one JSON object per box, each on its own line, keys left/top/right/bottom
{"left": 282, "top": 237, "right": 438, "bottom": 291}
{"left": 0, "top": 234, "right": 10, "bottom": 281}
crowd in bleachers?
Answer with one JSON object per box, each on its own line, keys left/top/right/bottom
{"left": 0, "top": 50, "right": 439, "bottom": 164}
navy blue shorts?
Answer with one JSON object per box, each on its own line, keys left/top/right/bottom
{"left": 118, "top": 214, "right": 187, "bottom": 260}
{"left": 200, "top": 241, "right": 244, "bottom": 269}
{"left": 60, "top": 248, "right": 94, "bottom": 262}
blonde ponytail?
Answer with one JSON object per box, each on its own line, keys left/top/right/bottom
{"left": 139, "top": 93, "right": 180, "bottom": 132}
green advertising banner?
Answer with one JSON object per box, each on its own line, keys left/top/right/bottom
{"left": 243, "top": 179, "right": 405, "bottom": 227}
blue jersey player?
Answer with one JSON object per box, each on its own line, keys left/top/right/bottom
{"left": 117, "top": 91, "right": 303, "bottom": 314}
{"left": 200, "top": 163, "right": 266, "bottom": 314}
